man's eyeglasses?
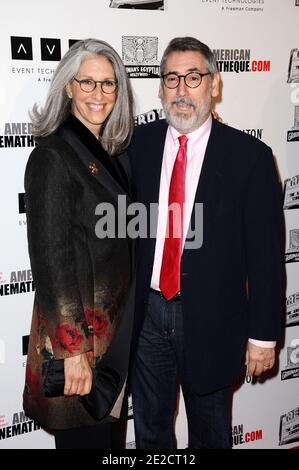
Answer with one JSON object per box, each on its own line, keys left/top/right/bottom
{"left": 73, "top": 77, "right": 118, "bottom": 94}
{"left": 161, "top": 71, "right": 211, "bottom": 89}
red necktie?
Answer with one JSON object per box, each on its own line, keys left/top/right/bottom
{"left": 159, "top": 135, "right": 188, "bottom": 300}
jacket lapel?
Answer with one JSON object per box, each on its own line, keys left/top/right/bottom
{"left": 182, "top": 118, "right": 227, "bottom": 260}
{"left": 57, "top": 116, "right": 132, "bottom": 201}
{"left": 143, "top": 120, "right": 168, "bottom": 204}
{"left": 195, "top": 118, "right": 224, "bottom": 201}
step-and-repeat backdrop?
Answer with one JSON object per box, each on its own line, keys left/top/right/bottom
{"left": 0, "top": 0, "right": 298, "bottom": 449}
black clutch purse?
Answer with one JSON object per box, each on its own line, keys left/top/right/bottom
{"left": 42, "top": 358, "right": 120, "bottom": 421}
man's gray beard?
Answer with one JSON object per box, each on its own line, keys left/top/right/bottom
{"left": 162, "top": 96, "right": 211, "bottom": 133}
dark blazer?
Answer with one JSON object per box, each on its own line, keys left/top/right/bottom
{"left": 23, "top": 115, "right": 134, "bottom": 429}
{"left": 128, "top": 117, "right": 283, "bottom": 395}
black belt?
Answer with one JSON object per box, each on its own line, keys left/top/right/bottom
{"left": 149, "top": 288, "right": 181, "bottom": 302}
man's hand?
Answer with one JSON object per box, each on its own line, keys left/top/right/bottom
{"left": 245, "top": 341, "right": 275, "bottom": 376}
{"left": 64, "top": 352, "right": 92, "bottom": 396}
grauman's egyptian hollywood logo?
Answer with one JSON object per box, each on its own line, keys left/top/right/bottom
{"left": 122, "top": 36, "right": 160, "bottom": 78}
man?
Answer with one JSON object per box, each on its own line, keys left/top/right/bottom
{"left": 128, "top": 37, "right": 283, "bottom": 449}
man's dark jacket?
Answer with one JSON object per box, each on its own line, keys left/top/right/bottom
{"left": 128, "top": 117, "right": 283, "bottom": 394}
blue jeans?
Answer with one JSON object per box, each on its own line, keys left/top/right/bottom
{"left": 131, "top": 290, "right": 231, "bottom": 449}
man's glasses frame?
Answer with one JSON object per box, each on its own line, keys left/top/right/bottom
{"left": 161, "top": 71, "right": 211, "bottom": 89}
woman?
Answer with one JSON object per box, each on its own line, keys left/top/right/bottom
{"left": 23, "top": 39, "right": 134, "bottom": 449}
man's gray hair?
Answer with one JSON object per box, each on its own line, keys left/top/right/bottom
{"left": 30, "top": 38, "right": 134, "bottom": 155}
{"left": 160, "top": 37, "right": 218, "bottom": 77}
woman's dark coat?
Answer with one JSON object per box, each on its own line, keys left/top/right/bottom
{"left": 23, "top": 115, "right": 134, "bottom": 430}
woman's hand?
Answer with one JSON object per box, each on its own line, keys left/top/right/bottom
{"left": 64, "top": 352, "right": 92, "bottom": 396}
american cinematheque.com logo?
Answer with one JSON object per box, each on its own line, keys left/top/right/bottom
{"left": 230, "top": 423, "right": 263, "bottom": 447}
{"left": 122, "top": 36, "right": 160, "bottom": 78}
{"left": 0, "top": 411, "right": 40, "bottom": 441}
{"left": 279, "top": 406, "right": 299, "bottom": 446}
{"left": 281, "top": 339, "right": 299, "bottom": 381}
{"left": 0, "top": 122, "right": 34, "bottom": 149}
{"left": 0, "top": 269, "right": 35, "bottom": 297}
{"left": 213, "top": 48, "right": 270, "bottom": 74}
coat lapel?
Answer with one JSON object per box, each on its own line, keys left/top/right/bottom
{"left": 57, "top": 115, "right": 132, "bottom": 201}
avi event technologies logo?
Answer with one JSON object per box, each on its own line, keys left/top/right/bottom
{"left": 122, "top": 36, "right": 160, "bottom": 78}
{"left": 0, "top": 411, "right": 40, "bottom": 441}
{"left": 10, "top": 37, "right": 80, "bottom": 82}
{"left": 286, "top": 292, "right": 299, "bottom": 327}
{"left": 18, "top": 193, "right": 26, "bottom": 214}
{"left": 22, "top": 335, "right": 29, "bottom": 357}
{"left": 283, "top": 174, "right": 299, "bottom": 210}
{"left": 0, "top": 269, "right": 35, "bottom": 297}
{"left": 200, "top": 0, "right": 266, "bottom": 13}
{"left": 0, "top": 122, "right": 34, "bottom": 149}
{"left": 18, "top": 193, "right": 27, "bottom": 228}
{"left": 230, "top": 423, "right": 263, "bottom": 447}
{"left": 213, "top": 48, "right": 270, "bottom": 73}
{"left": 11, "top": 36, "right": 61, "bottom": 61}
{"left": 279, "top": 406, "right": 299, "bottom": 446}
{"left": 285, "top": 229, "right": 299, "bottom": 264}
{"left": 281, "top": 339, "right": 299, "bottom": 381}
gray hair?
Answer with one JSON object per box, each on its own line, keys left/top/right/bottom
{"left": 160, "top": 37, "right": 218, "bottom": 77}
{"left": 30, "top": 38, "right": 134, "bottom": 155}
